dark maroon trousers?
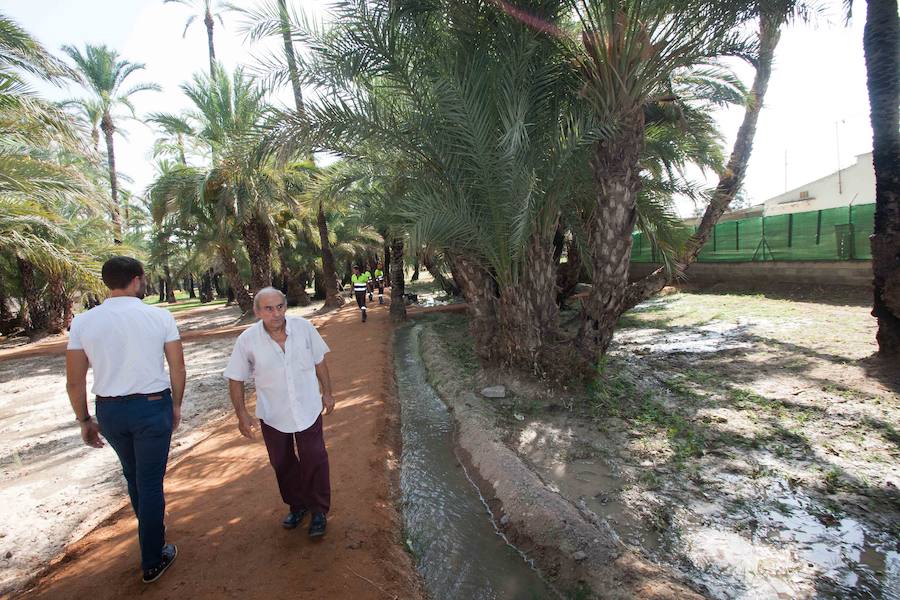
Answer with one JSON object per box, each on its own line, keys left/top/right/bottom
{"left": 260, "top": 415, "right": 331, "bottom": 514}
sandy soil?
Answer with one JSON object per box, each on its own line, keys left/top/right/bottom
{"left": 419, "top": 290, "right": 900, "bottom": 599}
{"left": 2, "top": 296, "right": 422, "bottom": 599}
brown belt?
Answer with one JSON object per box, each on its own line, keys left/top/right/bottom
{"left": 96, "top": 389, "right": 170, "bottom": 402}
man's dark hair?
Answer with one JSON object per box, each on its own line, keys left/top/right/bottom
{"left": 102, "top": 256, "right": 144, "bottom": 290}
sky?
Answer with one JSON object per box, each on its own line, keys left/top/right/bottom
{"left": 5, "top": 0, "right": 875, "bottom": 217}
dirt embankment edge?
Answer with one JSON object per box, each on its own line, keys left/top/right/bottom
{"left": 416, "top": 321, "right": 706, "bottom": 600}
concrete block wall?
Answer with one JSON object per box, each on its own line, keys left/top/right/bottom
{"left": 629, "top": 261, "right": 873, "bottom": 289}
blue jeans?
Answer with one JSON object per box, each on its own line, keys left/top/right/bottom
{"left": 96, "top": 390, "right": 173, "bottom": 570}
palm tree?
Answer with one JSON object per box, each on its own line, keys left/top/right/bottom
{"left": 164, "top": 0, "right": 229, "bottom": 78}
{"left": 535, "top": 0, "right": 753, "bottom": 360}
{"left": 231, "top": 0, "right": 346, "bottom": 310}
{"left": 61, "top": 44, "right": 160, "bottom": 243}
{"left": 62, "top": 98, "right": 104, "bottom": 154}
{"left": 147, "top": 112, "right": 195, "bottom": 165}
{"left": 264, "top": 0, "right": 590, "bottom": 371}
{"left": 846, "top": 0, "right": 900, "bottom": 357}
{"left": 2, "top": 13, "right": 83, "bottom": 199}
{"left": 181, "top": 65, "right": 283, "bottom": 293}
{"left": 148, "top": 163, "right": 254, "bottom": 312}
{"left": 620, "top": 2, "right": 820, "bottom": 316}
{"left": 2, "top": 14, "right": 109, "bottom": 333}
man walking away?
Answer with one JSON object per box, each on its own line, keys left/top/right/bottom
{"left": 224, "top": 287, "right": 335, "bottom": 537}
{"left": 66, "top": 256, "right": 186, "bottom": 584}
{"left": 350, "top": 265, "right": 369, "bottom": 322}
{"left": 374, "top": 262, "right": 385, "bottom": 305}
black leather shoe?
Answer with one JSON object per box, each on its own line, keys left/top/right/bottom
{"left": 282, "top": 509, "right": 308, "bottom": 529}
{"left": 362, "top": 310, "right": 367, "bottom": 322}
{"left": 142, "top": 543, "right": 178, "bottom": 583}
{"left": 308, "top": 512, "right": 327, "bottom": 538}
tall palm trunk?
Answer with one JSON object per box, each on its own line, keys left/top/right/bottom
{"left": 279, "top": 244, "right": 310, "bottom": 306}
{"left": 576, "top": 112, "right": 645, "bottom": 360}
{"left": 200, "top": 268, "right": 214, "bottom": 303}
{"left": 450, "top": 254, "right": 499, "bottom": 364}
{"left": 317, "top": 205, "right": 344, "bottom": 308}
{"left": 623, "top": 15, "right": 781, "bottom": 310}
{"left": 205, "top": 7, "right": 216, "bottom": 77}
{"left": 164, "top": 264, "right": 177, "bottom": 303}
{"left": 17, "top": 257, "right": 46, "bottom": 332}
{"left": 278, "top": 0, "right": 305, "bottom": 120}
{"left": 423, "top": 253, "right": 460, "bottom": 296}
{"left": 389, "top": 236, "right": 406, "bottom": 322}
{"left": 241, "top": 216, "right": 272, "bottom": 294}
{"left": 46, "top": 274, "right": 68, "bottom": 334}
{"left": 0, "top": 278, "right": 12, "bottom": 327}
{"left": 495, "top": 232, "right": 560, "bottom": 374}
{"left": 219, "top": 247, "right": 253, "bottom": 313}
{"left": 383, "top": 240, "right": 392, "bottom": 284}
{"left": 100, "top": 111, "right": 123, "bottom": 244}
{"left": 864, "top": 0, "right": 900, "bottom": 356}
{"left": 177, "top": 133, "right": 187, "bottom": 166}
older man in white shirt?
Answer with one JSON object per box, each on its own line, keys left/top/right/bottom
{"left": 66, "top": 256, "right": 186, "bottom": 584}
{"left": 224, "top": 287, "right": 335, "bottom": 538}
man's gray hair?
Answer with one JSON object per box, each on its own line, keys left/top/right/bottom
{"left": 253, "top": 287, "right": 287, "bottom": 312}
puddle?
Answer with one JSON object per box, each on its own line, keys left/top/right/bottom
{"left": 515, "top": 421, "right": 899, "bottom": 599}
{"left": 614, "top": 320, "right": 754, "bottom": 354}
{"left": 677, "top": 475, "right": 900, "bottom": 600}
{"left": 394, "top": 325, "right": 558, "bottom": 600}
{"left": 413, "top": 293, "right": 461, "bottom": 308}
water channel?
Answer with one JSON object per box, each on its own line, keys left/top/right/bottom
{"left": 395, "top": 324, "right": 559, "bottom": 600}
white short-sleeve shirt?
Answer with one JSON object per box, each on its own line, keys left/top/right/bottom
{"left": 67, "top": 296, "right": 181, "bottom": 396}
{"left": 223, "top": 316, "right": 330, "bottom": 434}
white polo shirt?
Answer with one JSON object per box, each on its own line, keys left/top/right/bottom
{"left": 67, "top": 296, "right": 181, "bottom": 397}
{"left": 223, "top": 316, "right": 330, "bottom": 434}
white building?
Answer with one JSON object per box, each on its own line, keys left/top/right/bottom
{"left": 761, "top": 151, "right": 875, "bottom": 216}
{"left": 708, "top": 151, "right": 875, "bottom": 225}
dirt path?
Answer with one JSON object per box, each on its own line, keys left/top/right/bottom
{"left": 13, "top": 298, "right": 423, "bottom": 600}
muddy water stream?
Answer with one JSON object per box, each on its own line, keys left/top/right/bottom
{"left": 394, "top": 325, "right": 558, "bottom": 600}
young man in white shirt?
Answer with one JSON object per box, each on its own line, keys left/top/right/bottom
{"left": 224, "top": 287, "right": 335, "bottom": 537}
{"left": 66, "top": 256, "right": 186, "bottom": 584}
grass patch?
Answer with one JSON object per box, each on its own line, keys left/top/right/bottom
{"left": 588, "top": 360, "right": 707, "bottom": 465}
{"left": 143, "top": 290, "right": 228, "bottom": 313}
{"left": 429, "top": 315, "right": 478, "bottom": 375}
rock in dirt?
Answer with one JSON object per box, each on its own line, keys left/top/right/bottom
{"left": 481, "top": 385, "right": 506, "bottom": 399}
{"left": 572, "top": 551, "right": 587, "bottom": 562}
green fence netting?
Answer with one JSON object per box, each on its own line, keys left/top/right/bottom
{"left": 632, "top": 203, "right": 875, "bottom": 263}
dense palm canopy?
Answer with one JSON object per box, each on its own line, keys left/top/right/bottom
{"left": 4, "top": 0, "right": 893, "bottom": 365}
{"left": 0, "top": 13, "right": 112, "bottom": 334}
{"left": 262, "top": 0, "right": 752, "bottom": 372}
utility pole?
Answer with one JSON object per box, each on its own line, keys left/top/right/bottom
{"left": 835, "top": 119, "right": 845, "bottom": 194}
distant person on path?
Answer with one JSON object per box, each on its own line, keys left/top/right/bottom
{"left": 224, "top": 287, "right": 335, "bottom": 538}
{"left": 373, "top": 262, "right": 385, "bottom": 305}
{"left": 65, "top": 256, "right": 186, "bottom": 584}
{"left": 350, "top": 265, "right": 370, "bottom": 322}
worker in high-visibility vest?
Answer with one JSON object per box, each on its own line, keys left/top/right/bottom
{"left": 350, "top": 265, "right": 369, "bottom": 322}
{"left": 373, "top": 262, "right": 385, "bottom": 305}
